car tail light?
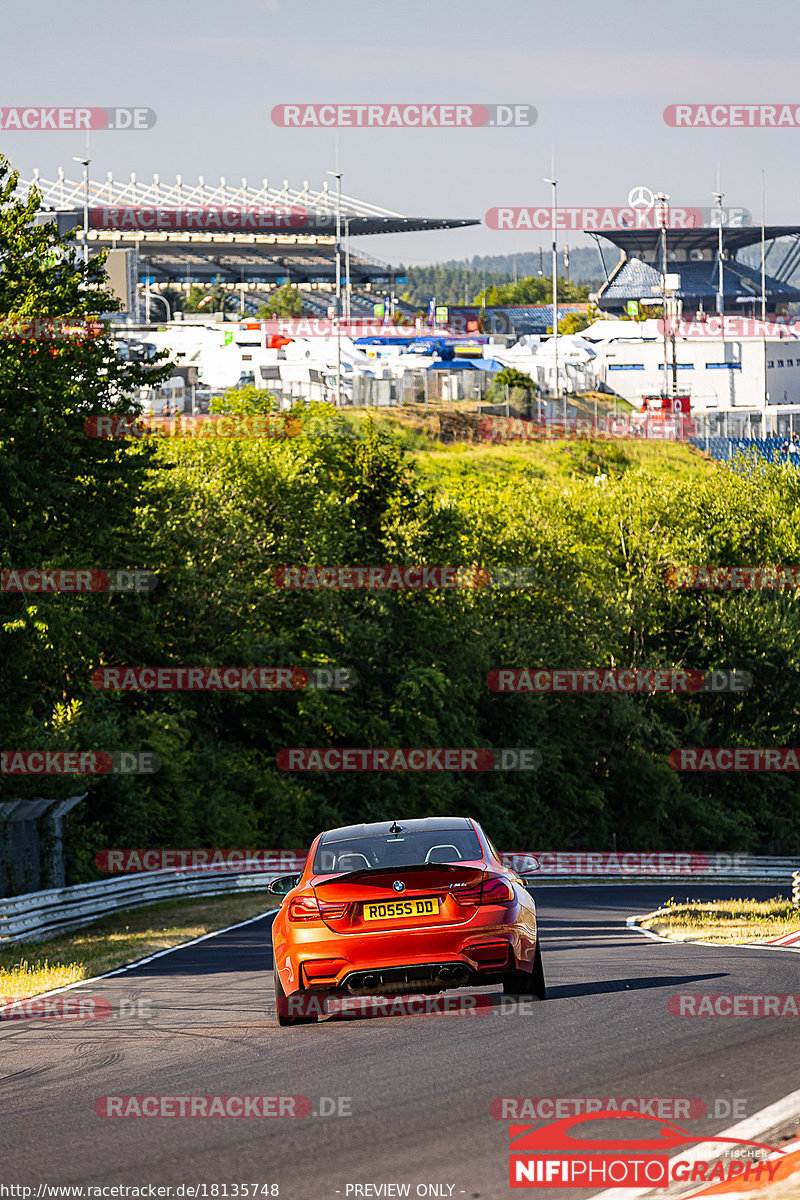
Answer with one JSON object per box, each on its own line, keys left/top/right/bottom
{"left": 452, "top": 877, "right": 515, "bottom": 906}
{"left": 288, "top": 896, "right": 322, "bottom": 921}
{"left": 318, "top": 901, "right": 349, "bottom": 919}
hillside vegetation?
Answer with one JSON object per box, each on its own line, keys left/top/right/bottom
{"left": 3, "top": 154, "right": 800, "bottom": 885}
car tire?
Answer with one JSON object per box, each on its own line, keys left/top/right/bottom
{"left": 274, "top": 963, "right": 319, "bottom": 1026}
{"left": 502, "top": 940, "right": 546, "bottom": 1000}
{"left": 529, "top": 939, "right": 546, "bottom": 999}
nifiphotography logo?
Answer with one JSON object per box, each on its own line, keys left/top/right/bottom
{"left": 507, "top": 1110, "right": 784, "bottom": 1190}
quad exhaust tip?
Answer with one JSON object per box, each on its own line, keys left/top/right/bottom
{"left": 345, "top": 964, "right": 471, "bottom": 995}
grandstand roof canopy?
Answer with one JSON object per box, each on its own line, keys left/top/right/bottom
{"left": 21, "top": 170, "right": 479, "bottom": 238}
{"left": 595, "top": 225, "right": 800, "bottom": 255}
{"left": 22, "top": 170, "right": 478, "bottom": 291}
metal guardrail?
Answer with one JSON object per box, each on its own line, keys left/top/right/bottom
{"left": 0, "top": 854, "right": 798, "bottom": 945}
{"left": 0, "top": 867, "right": 279, "bottom": 945}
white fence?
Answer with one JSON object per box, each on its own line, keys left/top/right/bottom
{"left": 0, "top": 854, "right": 797, "bottom": 945}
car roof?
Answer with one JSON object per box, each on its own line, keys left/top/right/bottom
{"left": 318, "top": 817, "right": 477, "bottom": 843}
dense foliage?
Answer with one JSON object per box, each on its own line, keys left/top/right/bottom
{"left": 3, "top": 161, "right": 800, "bottom": 885}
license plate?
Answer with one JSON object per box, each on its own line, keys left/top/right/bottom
{"left": 363, "top": 897, "right": 440, "bottom": 922}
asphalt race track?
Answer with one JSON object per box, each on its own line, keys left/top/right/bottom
{"left": 2, "top": 885, "right": 797, "bottom": 1199}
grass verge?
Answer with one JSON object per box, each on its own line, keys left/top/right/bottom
{"left": 639, "top": 896, "right": 800, "bottom": 943}
{"left": 0, "top": 892, "right": 278, "bottom": 1002}
{"left": 308, "top": 403, "right": 716, "bottom": 484}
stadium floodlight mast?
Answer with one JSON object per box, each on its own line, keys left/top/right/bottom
{"left": 327, "top": 166, "right": 344, "bottom": 408}
{"left": 72, "top": 156, "right": 90, "bottom": 266}
{"left": 344, "top": 216, "right": 353, "bottom": 322}
{"left": 656, "top": 191, "right": 670, "bottom": 398}
{"left": 761, "top": 169, "right": 769, "bottom": 432}
{"left": 713, "top": 180, "right": 725, "bottom": 316}
{"left": 543, "top": 160, "right": 560, "bottom": 422}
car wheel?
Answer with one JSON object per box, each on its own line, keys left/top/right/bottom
{"left": 274, "top": 963, "right": 319, "bottom": 1026}
{"left": 502, "top": 941, "right": 546, "bottom": 1000}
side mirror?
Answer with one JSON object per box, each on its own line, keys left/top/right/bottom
{"left": 521, "top": 855, "right": 540, "bottom": 884}
{"left": 267, "top": 874, "right": 300, "bottom": 895}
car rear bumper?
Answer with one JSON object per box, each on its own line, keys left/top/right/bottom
{"left": 273, "top": 912, "right": 537, "bottom": 996}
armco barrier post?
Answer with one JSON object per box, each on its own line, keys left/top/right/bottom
{"left": 0, "top": 794, "right": 87, "bottom": 896}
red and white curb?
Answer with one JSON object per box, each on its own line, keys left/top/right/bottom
{"left": 626, "top": 914, "right": 800, "bottom": 953}
{"left": 589, "top": 1092, "right": 800, "bottom": 1199}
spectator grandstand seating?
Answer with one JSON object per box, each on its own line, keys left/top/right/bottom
{"left": 603, "top": 259, "right": 800, "bottom": 307}
{"left": 690, "top": 436, "right": 800, "bottom": 466}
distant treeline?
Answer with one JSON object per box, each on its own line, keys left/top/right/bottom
{"left": 398, "top": 248, "right": 610, "bottom": 307}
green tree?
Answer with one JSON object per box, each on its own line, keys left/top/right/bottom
{"left": 485, "top": 366, "right": 538, "bottom": 405}
{"left": 183, "top": 284, "right": 236, "bottom": 313}
{"left": 558, "top": 306, "right": 599, "bottom": 335}
{"left": 256, "top": 284, "right": 307, "bottom": 318}
{"left": 0, "top": 153, "right": 170, "bottom": 801}
{"left": 477, "top": 276, "right": 591, "bottom": 307}
{"left": 158, "top": 286, "right": 184, "bottom": 316}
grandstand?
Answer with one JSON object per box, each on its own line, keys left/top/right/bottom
{"left": 21, "top": 170, "right": 479, "bottom": 314}
{"left": 593, "top": 226, "right": 800, "bottom": 314}
{"left": 691, "top": 436, "right": 800, "bottom": 465}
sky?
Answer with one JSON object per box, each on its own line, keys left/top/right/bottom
{"left": 2, "top": 0, "right": 800, "bottom": 266}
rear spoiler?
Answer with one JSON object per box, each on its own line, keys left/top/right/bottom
{"left": 311, "top": 861, "right": 487, "bottom": 885}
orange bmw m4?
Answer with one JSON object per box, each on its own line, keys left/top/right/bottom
{"left": 269, "top": 817, "right": 544, "bottom": 1025}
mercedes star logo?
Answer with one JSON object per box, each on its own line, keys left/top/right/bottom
{"left": 392, "top": 881, "right": 405, "bottom": 892}
{"left": 627, "top": 185, "right": 655, "bottom": 211}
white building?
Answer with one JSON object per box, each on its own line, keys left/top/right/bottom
{"left": 582, "top": 318, "right": 800, "bottom": 434}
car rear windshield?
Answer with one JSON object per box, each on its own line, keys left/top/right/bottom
{"left": 312, "top": 828, "right": 484, "bottom": 875}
